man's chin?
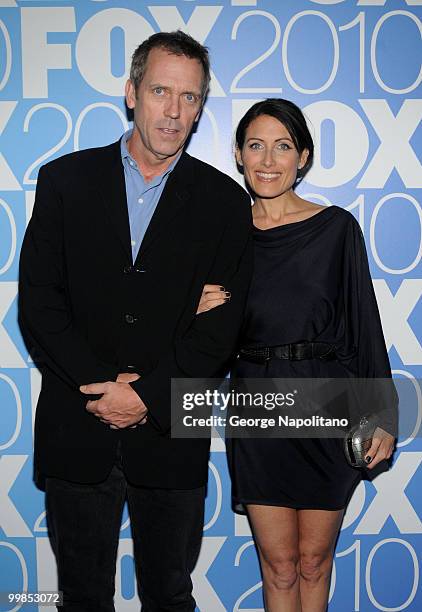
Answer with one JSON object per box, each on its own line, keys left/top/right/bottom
{"left": 154, "top": 144, "right": 184, "bottom": 161}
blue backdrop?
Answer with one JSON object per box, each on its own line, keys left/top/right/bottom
{"left": 0, "top": 0, "right": 421, "bottom": 610}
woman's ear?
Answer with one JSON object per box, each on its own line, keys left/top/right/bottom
{"left": 298, "top": 148, "right": 309, "bottom": 170}
{"left": 235, "top": 146, "right": 243, "bottom": 167}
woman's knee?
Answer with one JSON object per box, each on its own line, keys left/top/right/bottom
{"left": 261, "top": 553, "right": 300, "bottom": 591}
{"left": 299, "top": 549, "right": 333, "bottom": 584}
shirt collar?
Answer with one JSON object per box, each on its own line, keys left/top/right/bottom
{"left": 120, "top": 128, "right": 182, "bottom": 184}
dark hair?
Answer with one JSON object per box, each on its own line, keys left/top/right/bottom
{"left": 235, "top": 98, "right": 314, "bottom": 187}
{"left": 130, "top": 30, "right": 210, "bottom": 100}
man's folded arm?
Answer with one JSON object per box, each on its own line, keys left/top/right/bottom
{"left": 18, "top": 165, "right": 119, "bottom": 389}
{"left": 131, "top": 193, "right": 253, "bottom": 432}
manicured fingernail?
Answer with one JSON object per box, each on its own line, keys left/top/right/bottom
{"left": 225, "top": 292, "right": 231, "bottom": 298}
{"left": 219, "top": 286, "right": 225, "bottom": 291}
{"left": 365, "top": 456, "right": 372, "bottom": 464}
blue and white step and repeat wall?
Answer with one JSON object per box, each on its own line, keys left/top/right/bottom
{"left": 1, "top": 0, "right": 421, "bottom": 610}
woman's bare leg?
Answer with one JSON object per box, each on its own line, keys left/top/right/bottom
{"left": 247, "top": 505, "right": 301, "bottom": 612}
{"left": 297, "top": 509, "right": 344, "bottom": 612}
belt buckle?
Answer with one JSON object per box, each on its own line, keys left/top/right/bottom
{"left": 290, "top": 342, "right": 307, "bottom": 360}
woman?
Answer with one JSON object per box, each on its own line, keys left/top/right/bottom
{"left": 197, "top": 99, "right": 396, "bottom": 611}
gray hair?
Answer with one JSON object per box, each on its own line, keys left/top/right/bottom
{"left": 130, "top": 30, "right": 210, "bottom": 101}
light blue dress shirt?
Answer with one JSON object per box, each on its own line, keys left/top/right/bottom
{"left": 120, "top": 129, "right": 181, "bottom": 262}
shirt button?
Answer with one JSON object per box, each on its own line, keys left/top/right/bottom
{"left": 125, "top": 314, "right": 138, "bottom": 324}
{"left": 131, "top": 240, "right": 136, "bottom": 247}
{"left": 138, "top": 197, "right": 144, "bottom": 204}
{"left": 129, "top": 161, "right": 134, "bottom": 167}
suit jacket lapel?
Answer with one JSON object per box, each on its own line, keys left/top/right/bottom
{"left": 95, "top": 140, "right": 132, "bottom": 262}
{"left": 94, "top": 143, "right": 194, "bottom": 263}
{"left": 136, "top": 152, "right": 193, "bottom": 260}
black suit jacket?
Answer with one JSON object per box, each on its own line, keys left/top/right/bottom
{"left": 19, "top": 140, "right": 253, "bottom": 489}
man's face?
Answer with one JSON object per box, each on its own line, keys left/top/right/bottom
{"left": 125, "top": 47, "right": 204, "bottom": 164}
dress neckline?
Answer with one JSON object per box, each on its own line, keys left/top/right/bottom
{"left": 253, "top": 205, "right": 335, "bottom": 233}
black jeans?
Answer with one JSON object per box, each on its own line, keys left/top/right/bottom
{"left": 45, "top": 456, "right": 205, "bottom": 612}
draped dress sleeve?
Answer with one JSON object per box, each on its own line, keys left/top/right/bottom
{"left": 337, "top": 216, "right": 398, "bottom": 437}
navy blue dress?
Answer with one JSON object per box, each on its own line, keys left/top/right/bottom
{"left": 227, "top": 205, "right": 394, "bottom": 511}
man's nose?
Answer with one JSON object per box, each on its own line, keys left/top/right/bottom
{"left": 165, "top": 94, "right": 181, "bottom": 119}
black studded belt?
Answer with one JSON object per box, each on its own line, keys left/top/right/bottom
{"left": 238, "top": 342, "right": 337, "bottom": 363}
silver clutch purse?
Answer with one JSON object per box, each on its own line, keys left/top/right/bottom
{"left": 344, "top": 415, "right": 377, "bottom": 468}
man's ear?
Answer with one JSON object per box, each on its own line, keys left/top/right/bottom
{"left": 125, "top": 79, "right": 136, "bottom": 110}
{"left": 194, "top": 99, "right": 206, "bottom": 124}
{"left": 235, "top": 146, "right": 243, "bottom": 167}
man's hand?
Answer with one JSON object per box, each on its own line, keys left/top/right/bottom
{"left": 116, "top": 372, "right": 140, "bottom": 384}
{"left": 80, "top": 380, "right": 148, "bottom": 428}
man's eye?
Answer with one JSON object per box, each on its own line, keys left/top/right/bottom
{"left": 185, "top": 93, "right": 197, "bottom": 103}
{"left": 153, "top": 87, "right": 164, "bottom": 95}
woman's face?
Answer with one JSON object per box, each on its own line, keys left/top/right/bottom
{"left": 236, "top": 114, "right": 308, "bottom": 199}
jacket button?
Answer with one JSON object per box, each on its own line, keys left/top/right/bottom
{"left": 123, "top": 265, "right": 133, "bottom": 274}
{"left": 125, "top": 314, "right": 138, "bottom": 324}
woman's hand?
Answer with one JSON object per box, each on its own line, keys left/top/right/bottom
{"left": 365, "top": 427, "right": 395, "bottom": 469}
{"left": 196, "top": 284, "right": 231, "bottom": 314}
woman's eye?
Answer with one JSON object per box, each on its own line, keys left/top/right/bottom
{"left": 249, "top": 142, "right": 263, "bottom": 150}
{"left": 277, "top": 143, "right": 291, "bottom": 151}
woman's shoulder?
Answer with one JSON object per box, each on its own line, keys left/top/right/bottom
{"left": 297, "top": 203, "right": 359, "bottom": 232}
{"left": 298, "top": 201, "right": 356, "bottom": 224}
{"left": 327, "top": 206, "right": 367, "bottom": 256}
{"left": 327, "top": 205, "right": 360, "bottom": 229}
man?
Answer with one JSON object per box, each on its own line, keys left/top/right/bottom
{"left": 19, "top": 31, "right": 252, "bottom": 611}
